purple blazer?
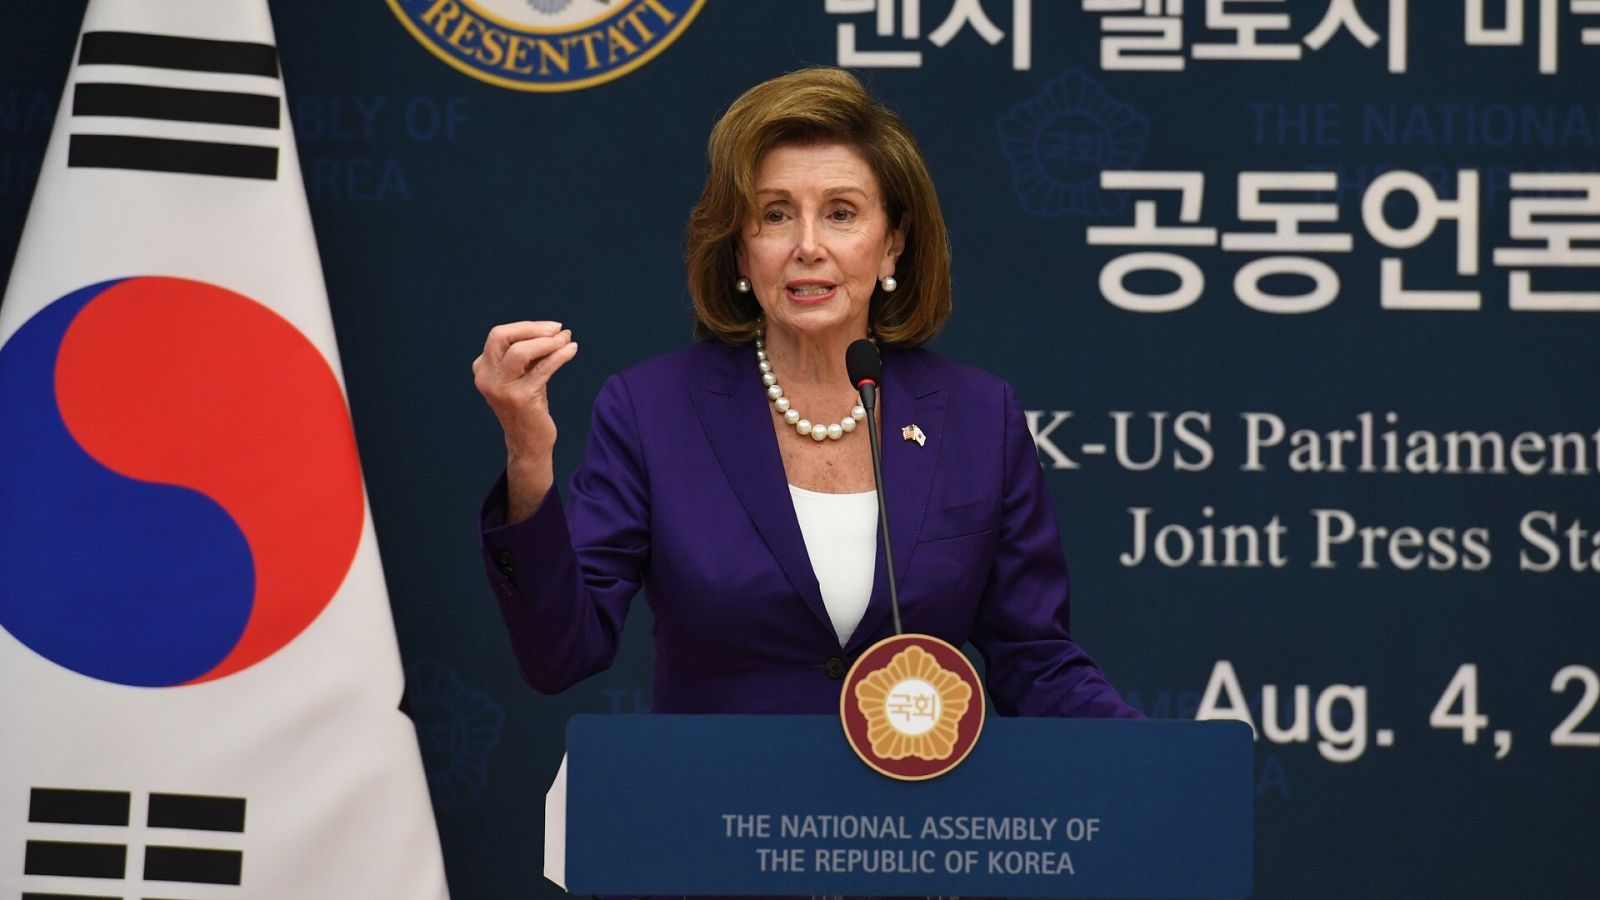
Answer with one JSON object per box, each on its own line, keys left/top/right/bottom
{"left": 480, "top": 341, "right": 1139, "bottom": 718}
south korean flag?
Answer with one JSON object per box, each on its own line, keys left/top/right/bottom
{"left": 0, "top": 2, "right": 451, "bottom": 897}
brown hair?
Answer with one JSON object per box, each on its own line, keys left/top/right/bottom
{"left": 685, "top": 67, "right": 952, "bottom": 347}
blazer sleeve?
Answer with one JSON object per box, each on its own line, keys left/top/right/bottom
{"left": 968, "top": 381, "right": 1144, "bottom": 719}
{"left": 479, "top": 374, "right": 649, "bottom": 694}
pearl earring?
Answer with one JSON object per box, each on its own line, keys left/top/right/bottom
{"left": 736, "top": 277, "right": 751, "bottom": 293}
{"left": 881, "top": 275, "right": 898, "bottom": 293}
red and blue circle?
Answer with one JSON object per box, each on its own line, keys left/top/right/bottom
{"left": 0, "top": 276, "right": 364, "bottom": 687}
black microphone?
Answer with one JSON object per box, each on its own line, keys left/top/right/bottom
{"left": 846, "top": 339, "right": 901, "bottom": 636}
{"left": 846, "top": 338, "right": 881, "bottom": 408}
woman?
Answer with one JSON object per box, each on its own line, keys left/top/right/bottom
{"left": 473, "top": 67, "right": 1138, "bottom": 719}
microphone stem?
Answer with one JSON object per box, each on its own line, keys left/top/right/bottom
{"left": 861, "top": 386, "right": 902, "bottom": 635}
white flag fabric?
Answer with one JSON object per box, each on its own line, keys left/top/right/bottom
{"left": 0, "top": 2, "right": 451, "bottom": 897}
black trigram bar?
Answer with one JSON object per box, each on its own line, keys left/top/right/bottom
{"left": 144, "top": 845, "right": 243, "bottom": 885}
{"left": 79, "top": 31, "right": 278, "bottom": 78}
{"left": 28, "top": 788, "right": 130, "bottom": 826}
{"left": 148, "top": 792, "right": 247, "bottom": 833}
{"left": 23, "top": 840, "right": 127, "bottom": 878}
{"left": 21, "top": 894, "right": 120, "bottom": 900}
{"left": 74, "top": 83, "right": 279, "bottom": 129}
{"left": 68, "top": 134, "right": 277, "bottom": 180}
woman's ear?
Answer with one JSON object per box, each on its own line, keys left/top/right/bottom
{"left": 884, "top": 216, "right": 909, "bottom": 271}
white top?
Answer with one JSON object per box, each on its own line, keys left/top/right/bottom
{"left": 788, "top": 484, "right": 879, "bottom": 646}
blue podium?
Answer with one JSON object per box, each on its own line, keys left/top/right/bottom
{"left": 549, "top": 715, "right": 1253, "bottom": 897}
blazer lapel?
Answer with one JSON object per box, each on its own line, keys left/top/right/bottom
{"left": 691, "top": 343, "right": 834, "bottom": 637}
{"left": 846, "top": 348, "right": 945, "bottom": 653}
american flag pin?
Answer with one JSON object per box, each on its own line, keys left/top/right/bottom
{"left": 901, "top": 424, "right": 926, "bottom": 446}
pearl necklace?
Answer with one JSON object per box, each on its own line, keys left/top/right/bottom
{"left": 755, "top": 332, "right": 867, "bottom": 442}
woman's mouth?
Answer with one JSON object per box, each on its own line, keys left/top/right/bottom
{"left": 787, "top": 282, "right": 836, "bottom": 303}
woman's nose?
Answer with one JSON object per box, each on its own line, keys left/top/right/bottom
{"left": 793, "top": 215, "right": 824, "bottom": 262}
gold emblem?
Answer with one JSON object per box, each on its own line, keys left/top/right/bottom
{"left": 841, "top": 634, "right": 985, "bottom": 780}
{"left": 901, "top": 424, "right": 926, "bottom": 446}
{"left": 853, "top": 645, "right": 973, "bottom": 761}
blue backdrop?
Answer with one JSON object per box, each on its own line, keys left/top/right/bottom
{"left": 4, "top": 2, "right": 1597, "bottom": 897}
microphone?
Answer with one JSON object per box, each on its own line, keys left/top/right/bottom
{"left": 846, "top": 339, "right": 902, "bottom": 636}
{"left": 846, "top": 338, "right": 881, "bottom": 408}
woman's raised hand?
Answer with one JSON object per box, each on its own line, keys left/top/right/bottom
{"left": 472, "top": 321, "right": 579, "bottom": 521}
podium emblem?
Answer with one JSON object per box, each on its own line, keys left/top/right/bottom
{"left": 840, "top": 634, "right": 985, "bottom": 780}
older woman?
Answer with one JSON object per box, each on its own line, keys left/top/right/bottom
{"left": 474, "top": 67, "right": 1138, "bottom": 718}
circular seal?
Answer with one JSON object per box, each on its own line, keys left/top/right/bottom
{"left": 996, "top": 69, "right": 1149, "bottom": 219}
{"left": 386, "top": 0, "right": 707, "bottom": 92}
{"left": 840, "top": 634, "right": 986, "bottom": 781}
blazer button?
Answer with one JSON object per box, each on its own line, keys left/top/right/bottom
{"left": 824, "top": 657, "right": 847, "bottom": 679}
{"left": 493, "top": 549, "right": 515, "bottom": 578}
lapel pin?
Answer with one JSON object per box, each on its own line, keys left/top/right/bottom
{"left": 901, "top": 424, "right": 926, "bottom": 447}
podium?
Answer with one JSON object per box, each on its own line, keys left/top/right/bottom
{"left": 547, "top": 715, "right": 1253, "bottom": 897}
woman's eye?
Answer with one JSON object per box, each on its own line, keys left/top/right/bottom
{"left": 763, "top": 209, "right": 786, "bottom": 223}
{"left": 829, "top": 208, "right": 857, "bottom": 222}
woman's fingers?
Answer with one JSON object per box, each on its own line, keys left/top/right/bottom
{"left": 497, "top": 330, "right": 572, "bottom": 379}
{"left": 483, "top": 320, "right": 563, "bottom": 365}
{"left": 529, "top": 336, "right": 578, "bottom": 379}
{"left": 474, "top": 327, "right": 573, "bottom": 390}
